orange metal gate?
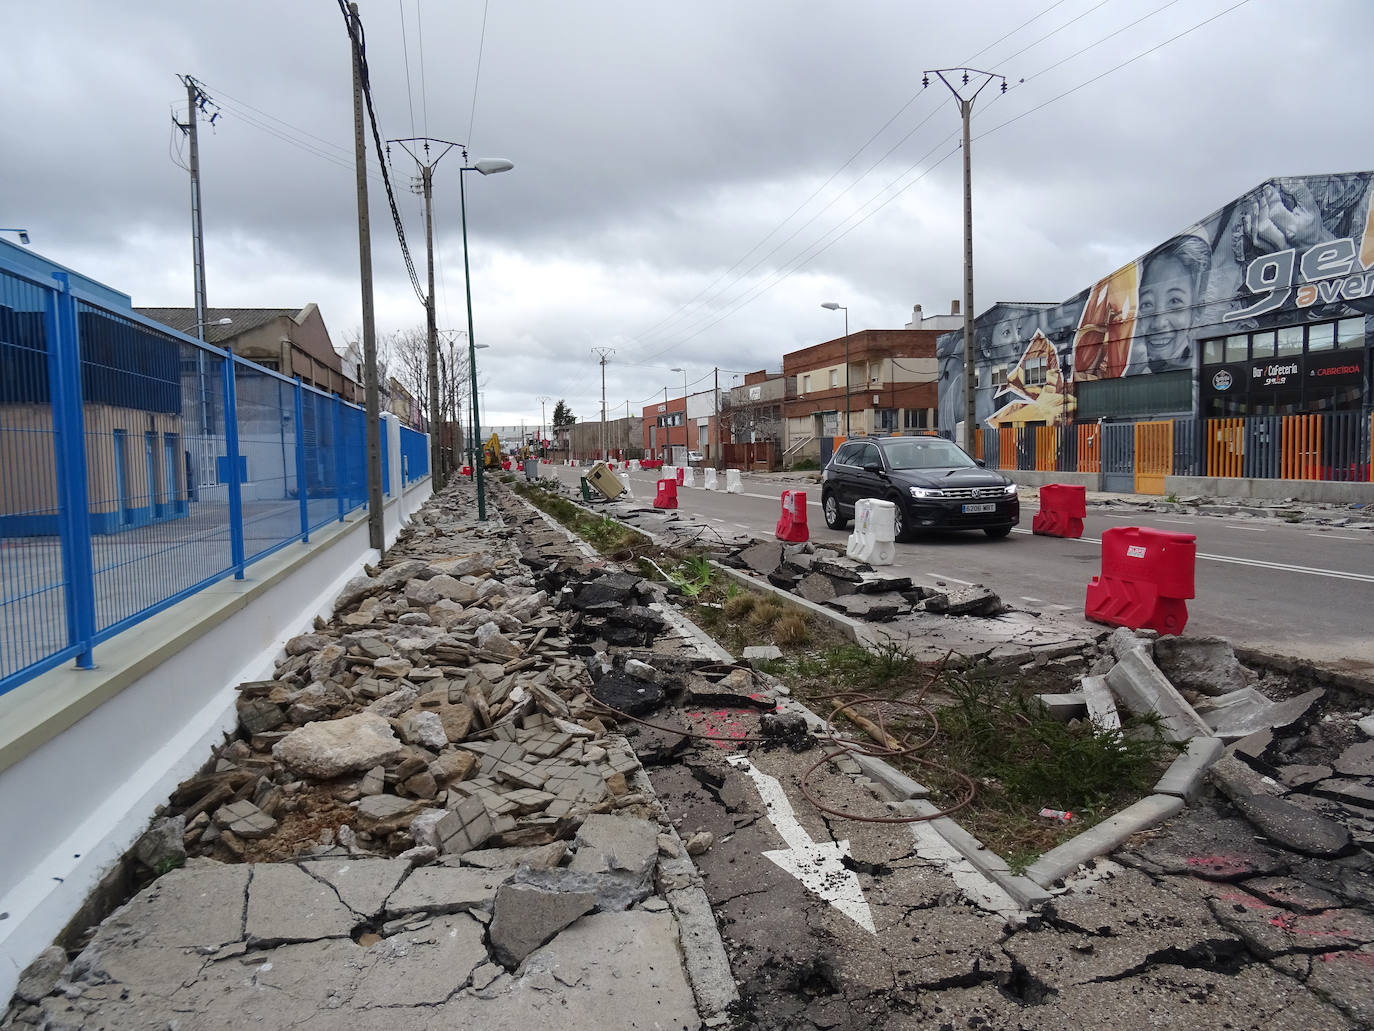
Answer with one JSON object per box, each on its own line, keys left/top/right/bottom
{"left": 1206, "top": 418, "right": 1244, "bottom": 477}
{"left": 1076, "top": 423, "right": 1101, "bottom": 473}
{"left": 1133, "top": 420, "right": 1173, "bottom": 495}
{"left": 1280, "top": 414, "right": 1323, "bottom": 480}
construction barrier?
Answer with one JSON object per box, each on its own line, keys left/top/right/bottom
{"left": 846, "top": 498, "right": 896, "bottom": 565}
{"left": 675, "top": 466, "right": 685, "bottom": 486}
{"left": 501, "top": 460, "right": 512, "bottom": 471}
{"left": 653, "top": 478, "right": 678, "bottom": 509}
{"left": 725, "top": 469, "right": 742, "bottom": 493}
{"left": 1032, "top": 483, "right": 1086, "bottom": 538}
{"left": 524, "top": 460, "right": 538, "bottom": 482}
{"left": 681, "top": 467, "right": 695, "bottom": 488}
{"left": 661, "top": 465, "right": 676, "bottom": 484}
{"left": 703, "top": 468, "right": 718, "bottom": 490}
{"left": 630, "top": 459, "right": 641, "bottom": 471}
{"left": 461, "top": 465, "right": 472, "bottom": 477}
{"left": 586, "top": 461, "right": 626, "bottom": 500}
{"left": 1085, "top": 526, "right": 1196, "bottom": 636}
{"left": 775, "top": 490, "right": 809, "bottom": 543}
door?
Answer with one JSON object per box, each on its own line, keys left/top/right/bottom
{"left": 145, "top": 431, "right": 160, "bottom": 518}
{"left": 1100, "top": 422, "right": 1135, "bottom": 494}
{"left": 851, "top": 441, "right": 887, "bottom": 509}
{"left": 112, "top": 429, "right": 131, "bottom": 525}
{"left": 1133, "top": 420, "right": 1173, "bottom": 495}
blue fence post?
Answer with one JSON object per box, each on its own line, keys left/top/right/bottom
{"left": 46, "top": 273, "right": 97, "bottom": 668}
{"left": 333, "top": 397, "right": 346, "bottom": 521}
{"left": 294, "top": 377, "right": 309, "bottom": 542}
{"left": 222, "top": 348, "right": 246, "bottom": 579}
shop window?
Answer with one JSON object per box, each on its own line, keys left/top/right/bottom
{"left": 1077, "top": 370, "right": 1190, "bottom": 420}
{"left": 1336, "top": 317, "right": 1364, "bottom": 349}
{"left": 1276, "top": 326, "right": 1303, "bottom": 356}
{"left": 1246, "top": 332, "right": 1272, "bottom": 360}
{"left": 1308, "top": 323, "right": 1335, "bottom": 352}
{"left": 1202, "top": 338, "right": 1224, "bottom": 365}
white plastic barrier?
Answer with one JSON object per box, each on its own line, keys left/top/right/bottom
{"left": 703, "top": 468, "right": 718, "bottom": 490}
{"left": 662, "top": 466, "right": 677, "bottom": 484}
{"left": 846, "top": 498, "right": 897, "bottom": 566}
{"left": 630, "top": 459, "right": 641, "bottom": 471}
{"left": 725, "top": 469, "right": 742, "bottom": 493}
{"left": 681, "top": 467, "right": 695, "bottom": 488}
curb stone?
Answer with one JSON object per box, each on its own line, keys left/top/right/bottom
{"left": 1023, "top": 794, "right": 1186, "bottom": 888}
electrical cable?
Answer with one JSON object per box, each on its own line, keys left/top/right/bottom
{"left": 466, "top": 0, "right": 491, "bottom": 147}
{"left": 397, "top": 0, "right": 418, "bottom": 138}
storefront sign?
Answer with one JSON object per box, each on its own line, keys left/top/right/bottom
{"left": 1307, "top": 349, "right": 1364, "bottom": 386}
{"left": 1252, "top": 359, "right": 1301, "bottom": 388}
{"left": 1211, "top": 369, "right": 1234, "bottom": 391}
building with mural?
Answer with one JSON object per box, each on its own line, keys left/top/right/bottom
{"left": 938, "top": 172, "right": 1373, "bottom": 436}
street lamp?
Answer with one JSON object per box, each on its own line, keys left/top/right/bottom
{"left": 0, "top": 229, "right": 30, "bottom": 245}
{"left": 196, "top": 315, "right": 232, "bottom": 336}
{"left": 670, "top": 366, "right": 688, "bottom": 462}
{"left": 459, "top": 154, "right": 514, "bottom": 521}
{"left": 821, "top": 302, "right": 850, "bottom": 437}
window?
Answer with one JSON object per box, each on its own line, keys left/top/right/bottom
{"left": 991, "top": 365, "right": 1008, "bottom": 388}
{"left": 876, "top": 408, "right": 898, "bottom": 431}
{"left": 829, "top": 369, "right": 838, "bottom": 388}
{"left": 1276, "top": 326, "right": 1303, "bottom": 356}
{"left": 833, "top": 442, "right": 859, "bottom": 465}
{"left": 1229, "top": 333, "right": 1254, "bottom": 361}
{"left": 1308, "top": 322, "right": 1335, "bottom": 352}
{"left": 1203, "top": 338, "right": 1224, "bottom": 365}
{"left": 903, "top": 408, "right": 929, "bottom": 430}
{"left": 1077, "top": 371, "right": 1191, "bottom": 420}
{"left": 857, "top": 442, "right": 882, "bottom": 468}
{"left": 1336, "top": 317, "right": 1364, "bottom": 349}
{"left": 802, "top": 374, "right": 811, "bottom": 393}
{"left": 1023, "top": 355, "right": 1047, "bottom": 386}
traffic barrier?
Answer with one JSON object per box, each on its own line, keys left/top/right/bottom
{"left": 661, "top": 465, "right": 676, "bottom": 484}
{"left": 524, "top": 460, "right": 538, "bottom": 482}
{"left": 846, "top": 498, "right": 896, "bottom": 565}
{"left": 725, "top": 469, "right": 742, "bottom": 493}
{"left": 630, "top": 459, "right": 641, "bottom": 471}
{"left": 681, "top": 467, "right": 695, "bottom": 488}
{"left": 675, "top": 466, "right": 685, "bottom": 485}
{"left": 501, "top": 460, "right": 512, "bottom": 471}
{"left": 775, "top": 490, "right": 809, "bottom": 543}
{"left": 703, "top": 468, "right": 718, "bottom": 490}
{"left": 461, "top": 465, "right": 472, "bottom": 477}
{"left": 586, "top": 461, "right": 626, "bottom": 500}
{"left": 653, "top": 478, "right": 678, "bottom": 509}
{"left": 1085, "top": 526, "right": 1196, "bottom": 636}
{"left": 1032, "top": 483, "right": 1086, "bottom": 538}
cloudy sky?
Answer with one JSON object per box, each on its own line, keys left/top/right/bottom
{"left": 3, "top": 0, "right": 1370, "bottom": 428}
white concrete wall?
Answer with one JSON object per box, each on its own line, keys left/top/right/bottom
{"left": 0, "top": 475, "right": 432, "bottom": 1001}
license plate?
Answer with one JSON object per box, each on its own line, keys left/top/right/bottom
{"left": 962, "top": 503, "right": 996, "bottom": 514}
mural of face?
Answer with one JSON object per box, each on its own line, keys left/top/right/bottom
{"left": 1136, "top": 252, "right": 1195, "bottom": 372}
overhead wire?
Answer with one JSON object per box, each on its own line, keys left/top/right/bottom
{"left": 466, "top": 0, "right": 491, "bottom": 146}
{"left": 397, "top": 0, "right": 418, "bottom": 138}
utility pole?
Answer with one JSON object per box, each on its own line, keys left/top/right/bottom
{"left": 537, "top": 395, "right": 551, "bottom": 457}
{"left": 389, "top": 137, "right": 461, "bottom": 489}
{"left": 174, "top": 75, "right": 218, "bottom": 341}
{"left": 348, "top": 2, "right": 384, "bottom": 550}
{"left": 592, "top": 347, "right": 613, "bottom": 461}
{"left": 925, "top": 67, "right": 1005, "bottom": 445}
{"left": 713, "top": 366, "right": 720, "bottom": 467}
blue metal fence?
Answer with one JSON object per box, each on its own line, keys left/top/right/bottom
{"left": 0, "top": 254, "right": 426, "bottom": 696}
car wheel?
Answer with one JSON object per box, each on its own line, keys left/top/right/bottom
{"left": 822, "top": 492, "right": 848, "bottom": 530}
{"left": 891, "top": 500, "right": 912, "bottom": 542}
{"left": 983, "top": 525, "right": 1012, "bottom": 539}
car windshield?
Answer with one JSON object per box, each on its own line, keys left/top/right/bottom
{"left": 882, "top": 438, "right": 977, "bottom": 470}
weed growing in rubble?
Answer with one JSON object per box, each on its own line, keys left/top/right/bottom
{"left": 723, "top": 593, "right": 758, "bottom": 620}
{"left": 774, "top": 612, "right": 810, "bottom": 646}
{"left": 669, "top": 556, "right": 715, "bottom": 597}
{"left": 748, "top": 600, "right": 785, "bottom": 629}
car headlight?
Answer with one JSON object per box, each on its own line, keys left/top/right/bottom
{"left": 909, "top": 486, "right": 946, "bottom": 500}
{"left": 1003, "top": 482, "right": 1018, "bottom": 495}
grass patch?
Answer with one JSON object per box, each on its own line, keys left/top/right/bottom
{"left": 511, "top": 481, "right": 650, "bottom": 555}
{"left": 774, "top": 612, "right": 809, "bottom": 646}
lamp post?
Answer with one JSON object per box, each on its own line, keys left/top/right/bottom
{"left": 821, "top": 303, "right": 849, "bottom": 436}
{"left": 0, "top": 229, "right": 31, "bottom": 245}
{"left": 458, "top": 154, "right": 514, "bottom": 521}
{"left": 670, "top": 366, "right": 688, "bottom": 462}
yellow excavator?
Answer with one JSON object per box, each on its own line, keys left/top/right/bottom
{"left": 482, "top": 432, "right": 503, "bottom": 470}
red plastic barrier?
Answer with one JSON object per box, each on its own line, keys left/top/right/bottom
{"left": 501, "top": 460, "right": 512, "bottom": 471}
{"left": 675, "top": 467, "right": 685, "bottom": 485}
{"left": 1033, "top": 483, "right": 1086, "bottom": 539}
{"left": 775, "top": 490, "right": 809, "bottom": 543}
{"left": 1085, "top": 526, "right": 1196, "bottom": 636}
{"left": 461, "top": 465, "right": 472, "bottom": 477}
{"left": 653, "top": 478, "right": 679, "bottom": 509}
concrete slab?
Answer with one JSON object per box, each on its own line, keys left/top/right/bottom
{"left": 300, "top": 857, "right": 411, "bottom": 918}
{"left": 245, "top": 863, "right": 358, "bottom": 944}
{"left": 1105, "top": 647, "right": 1212, "bottom": 741}
{"left": 1153, "top": 735, "right": 1225, "bottom": 801}
{"left": 385, "top": 866, "right": 511, "bottom": 915}
{"left": 1025, "top": 794, "right": 1185, "bottom": 887}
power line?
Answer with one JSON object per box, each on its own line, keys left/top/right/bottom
{"left": 962, "top": 0, "right": 1075, "bottom": 64}
{"left": 1018, "top": 0, "right": 1185, "bottom": 83}
{"left": 335, "top": 0, "right": 427, "bottom": 307}
{"left": 397, "top": 0, "right": 418, "bottom": 138}
{"left": 416, "top": 0, "right": 430, "bottom": 138}
{"left": 467, "top": 0, "right": 491, "bottom": 146}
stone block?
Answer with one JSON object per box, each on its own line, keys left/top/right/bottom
{"left": 1105, "top": 647, "right": 1211, "bottom": 742}
{"left": 435, "top": 794, "right": 495, "bottom": 855}
{"left": 1080, "top": 674, "right": 1120, "bottom": 730}
{"left": 1037, "top": 692, "right": 1086, "bottom": 721}
{"left": 488, "top": 880, "right": 597, "bottom": 970}
{"left": 397, "top": 711, "right": 448, "bottom": 751}
{"left": 214, "top": 800, "right": 277, "bottom": 840}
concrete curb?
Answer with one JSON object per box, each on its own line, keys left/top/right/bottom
{"left": 708, "top": 560, "right": 874, "bottom": 645}
{"left": 1154, "top": 735, "right": 1225, "bottom": 802}
{"left": 1023, "top": 793, "right": 1186, "bottom": 888}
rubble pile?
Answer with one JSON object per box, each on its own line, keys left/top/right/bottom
{"left": 162, "top": 490, "right": 679, "bottom": 867}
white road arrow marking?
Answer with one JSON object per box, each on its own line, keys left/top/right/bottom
{"left": 725, "top": 755, "right": 875, "bottom": 933}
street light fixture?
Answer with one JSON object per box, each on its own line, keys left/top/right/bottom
{"left": 459, "top": 154, "right": 514, "bottom": 521}
{"left": 821, "top": 302, "right": 850, "bottom": 437}
{"left": 1, "top": 229, "right": 31, "bottom": 245}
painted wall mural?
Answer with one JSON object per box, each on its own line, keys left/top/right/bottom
{"left": 937, "top": 171, "right": 1374, "bottom": 430}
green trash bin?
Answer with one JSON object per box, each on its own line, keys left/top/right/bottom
{"left": 580, "top": 476, "right": 593, "bottom": 502}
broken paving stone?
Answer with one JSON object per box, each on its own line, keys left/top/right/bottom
{"left": 396, "top": 710, "right": 448, "bottom": 751}
{"left": 823, "top": 593, "right": 904, "bottom": 621}
{"left": 572, "top": 814, "right": 659, "bottom": 879}
{"left": 1152, "top": 635, "right": 1255, "bottom": 697}
{"left": 1278, "top": 764, "right": 1332, "bottom": 790}
{"left": 384, "top": 866, "right": 509, "bottom": 917}
{"left": 475, "top": 622, "right": 522, "bottom": 660}
{"left": 921, "top": 584, "right": 1002, "bottom": 616}
{"left": 488, "top": 880, "right": 597, "bottom": 970}
{"left": 237, "top": 698, "right": 285, "bottom": 737}
{"left": 133, "top": 815, "right": 186, "bottom": 870}
{"left": 372, "top": 655, "right": 414, "bottom": 679}
{"left": 795, "top": 572, "right": 839, "bottom": 603}
{"left": 684, "top": 830, "right": 713, "bottom": 856}
{"left": 1199, "top": 687, "right": 1323, "bottom": 741}
{"left": 436, "top": 794, "right": 495, "bottom": 855}
{"left": 1231, "top": 793, "right": 1353, "bottom": 857}
{"left": 737, "top": 541, "right": 784, "bottom": 576}
{"left": 408, "top": 809, "right": 448, "bottom": 850}
{"left": 429, "top": 750, "right": 478, "bottom": 786}
{"left": 623, "top": 658, "right": 660, "bottom": 682}
{"left": 274, "top": 712, "right": 404, "bottom": 779}
{"left": 742, "top": 645, "right": 782, "bottom": 662}
{"left": 356, "top": 794, "right": 426, "bottom": 835}
{"left": 356, "top": 767, "right": 385, "bottom": 796}
{"left": 214, "top": 800, "right": 277, "bottom": 840}
{"left": 1311, "top": 778, "right": 1374, "bottom": 810}
{"left": 684, "top": 669, "right": 773, "bottom": 709}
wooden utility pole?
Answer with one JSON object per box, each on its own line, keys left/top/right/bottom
{"left": 349, "top": 2, "right": 384, "bottom": 550}
{"left": 592, "top": 347, "right": 613, "bottom": 460}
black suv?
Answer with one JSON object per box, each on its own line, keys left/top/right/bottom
{"left": 820, "top": 435, "right": 1018, "bottom": 540}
